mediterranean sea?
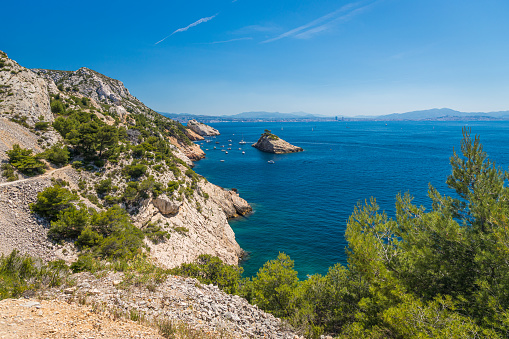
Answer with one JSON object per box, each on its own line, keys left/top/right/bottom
{"left": 192, "top": 121, "right": 509, "bottom": 279}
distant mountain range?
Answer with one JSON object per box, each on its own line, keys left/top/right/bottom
{"left": 160, "top": 108, "right": 509, "bottom": 122}
{"left": 357, "top": 108, "right": 509, "bottom": 120}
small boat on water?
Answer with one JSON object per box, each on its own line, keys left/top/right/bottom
{"left": 215, "top": 141, "right": 220, "bottom": 144}
{"left": 206, "top": 140, "right": 211, "bottom": 143}
{"left": 239, "top": 140, "right": 247, "bottom": 145}
{"left": 205, "top": 149, "right": 209, "bottom": 151}
{"left": 228, "top": 139, "right": 232, "bottom": 142}
{"left": 220, "top": 160, "right": 225, "bottom": 162}
{"left": 213, "top": 146, "right": 216, "bottom": 149}
{"left": 228, "top": 148, "right": 231, "bottom": 150}
{"left": 242, "top": 151, "right": 245, "bottom": 154}
{"left": 238, "top": 148, "right": 242, "bottom": 150}
{"left": 225, "top": 151, "right": 228, "bottom": 154}
{"left": 268, "top": 160, "right": 275, "bottom": 164}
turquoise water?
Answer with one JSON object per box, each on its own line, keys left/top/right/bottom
{"left": 192, "top": 121, "right": 509, "bottom": 279}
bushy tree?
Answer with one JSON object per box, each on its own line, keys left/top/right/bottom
{"left": 39, "top": 144, "right": 69, "bottom": 166}
{"left": 30, "top": 186, "right": 78, "bottom": 221}
{"left": 6, "top": 144, "right": 45, "bottom": 176}
{"left": 250, "top": 252, "right": 299, "bottom": 318}
{"left": 48, "top": 205, "right": 90, "bottom": 240}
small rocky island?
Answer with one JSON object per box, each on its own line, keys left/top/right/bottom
{"left": 252, "top": 129, "right": 303, "bottom": 154}
{"left": 187, "top": 119, "right": 220, "bottom": 136}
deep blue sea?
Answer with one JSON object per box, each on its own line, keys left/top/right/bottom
{"left": 191, "top": 121, "right": 509, "bottom": 279}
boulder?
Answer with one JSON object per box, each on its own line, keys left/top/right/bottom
{"left": 152, "top": 195, "right": 182, "bottom": 215}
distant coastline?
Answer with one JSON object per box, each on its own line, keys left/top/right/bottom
{"left": 161, "top": 107, "right": 509, "bottom": 123}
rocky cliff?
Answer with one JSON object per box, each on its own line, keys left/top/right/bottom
{"left": 187, "top": 119, "right": 220, "bottom": 136}
{"left": 252, "top": 131, "right": 303, "bottom": 154}
{"left": 0, "top": 50, "right": 251, "bottom": 268}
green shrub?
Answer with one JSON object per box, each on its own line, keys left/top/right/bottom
{"left": 72, "top": 161, "right": 83, "bottom": 169}
{"left": 30, "top": 185, "right": 78, "bottom": 221}
{"left": 35, "top": 121, "right": 50, "bottom": 131}
{"left": 1, "top": 163, "right": 18, "bottom": 181}
{"left": 75, "top": 227, "right": 103, "bottom": 249}
{"left": 143, "top": 222, "right": 170, "bottom": 243}
{"left": 39, "top": 144, "right": 69, "bottom": 166}
{"left": 124, "top": 163, "right": 147, "bottom": 179}
{"left": 70, "top": 253, "right": 104, "bottom": 273}
{"left": 170, "top": 255, "right": 243, "bottom": 295}
{"left": 48, "top": 205, "right": 90, "bottom": 240}
{"left": 6, "top": 144, "right": 45, "bottom": 176}
{"left": 0, "top": 250, "right": 69, "bottom": 299}
{"left": 95, "top": 178, "right": 112, "bottom": 195}
{"left": 167, "top": 181, "right": 179, "bottom": 193}
{"left": 50, "top": 99, "right": 65, "bottom": 114}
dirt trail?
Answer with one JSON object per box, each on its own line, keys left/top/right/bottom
{"left": 0, "top": 165, "right": 71, "bottom": 188}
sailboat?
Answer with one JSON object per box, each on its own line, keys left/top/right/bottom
{"left": 239, "top": 134, "right": 247, "bottom": 144}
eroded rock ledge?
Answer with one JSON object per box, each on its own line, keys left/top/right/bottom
{"left": 252, "top": 131, "right": 303, "bottom": 154}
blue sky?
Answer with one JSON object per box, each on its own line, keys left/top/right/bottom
{"left": 2, "top": 0, "right": 509, "bottom": 116}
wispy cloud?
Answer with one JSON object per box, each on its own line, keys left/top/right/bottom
{"left": 155, "top": 14, "right": 218, "bottom": 45}
{"left": 262, "top": 1, "right": 377, "bottom": 43}
{"left": 205, "top": 37, "right": 253, "bottom": 44}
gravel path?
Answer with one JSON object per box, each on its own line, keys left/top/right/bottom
{"left": 0, "top": 165, "right": 71, "bottom": 188}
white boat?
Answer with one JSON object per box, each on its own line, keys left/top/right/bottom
{"left": 268, "top": 160, "right": 275, "bottom": 164}
{"left": 213, "top": 146, "right": 216, "bottom": 149}
{"left": 225, "top": 151, "right": 228, "bottom": 154}
{"left": 220, "top": 160, "right": 225, "bottom": 162}
{"left": 242, "top": 151, "right": 245, "bottom": 154}
{"left": 238, "top": 148, "right": 242, "bottom": 150}
{"left": 239, "top": 140, "right": 247, "bottom": 145}
{"left": 228, "top": 139, "right": 232, "bottom": 142}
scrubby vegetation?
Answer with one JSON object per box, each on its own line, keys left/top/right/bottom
{"left": 262, "top": 129, "right": 279, "bottom": 140}
{"left": 0, "top": 250, "right": 69, "bottom": 299}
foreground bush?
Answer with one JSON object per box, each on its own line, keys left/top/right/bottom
{"left": 0, "top": 250, "right": 69, "bottom": 300}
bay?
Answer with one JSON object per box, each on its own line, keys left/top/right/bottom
{"left": 192, "top": 121, "right": 509, "bottom": 279}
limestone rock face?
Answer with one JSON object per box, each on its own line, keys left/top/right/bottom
{"left": 136, "top": 180, "right": 251, "bottom": 268}
{"left": 0, "top": 52, "right": 54, "bottom": 127}
{"left": 167, "top": 136, "right": 205, "bottom": 162}
{"left": 34, "top": 67, "right": 139, "bottom": 112}
{"left": 185, "top": 128, "right": 204, "bottom": 141}
{"left": 152, "top": 195, "right": 182, "bottom": 215}
{"left": 187, "top": 119, "right": 220, "bottom": 136}
{"left": 252, "top": 133, "right": 303, "bottom": 154}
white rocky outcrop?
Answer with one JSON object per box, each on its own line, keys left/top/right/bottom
{"left": 151, "top": 194, "right": 182, "bottom": 215}
{"left": 0, "top": 52, "right": 54, "bottom": 126}
{"left": 187, "top": 119, "right": 220, "bottom": 136}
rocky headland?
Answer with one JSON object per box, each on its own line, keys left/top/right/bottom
{"left": 0, "top": 50, "right": 250, "bottom": 268}
{"left": 252, "top": 130, "right": 303, "bottom": 154}
{"left": 186, "top": 119, "right": 220, "bottom": 136}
